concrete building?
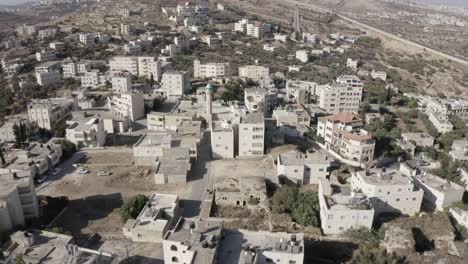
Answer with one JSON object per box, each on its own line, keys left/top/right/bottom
{"left": 302, "top": 32, "right": 317, "bottom": 44}
{"left": 137, "top": 56, "right": 162, "bottom": 81}
{"left": 411, "top": 171, "right": 464, "bottom": 211}
{"left": 79, "top": 33, "right": 95, "bottom": 46}
{"left": 295, "top": 50, "right": 309, "bottom": 63}
{"left": 346, "top": 58, "right": 358, "bottom": 69}
{"left": 16, "top": 24, "right": 36, "bottom": 35}
{"left": 35, "top": 49, "right": 56, "bottom": 62}
{"left": 81, "top": 70, "right": 106, "bottom": 88}
{"left": 401, "top": 133, "right": 434, "bottom": 148}
{"left": 133, "top": 133, "right": 173, "bottom": 166}
{"left": 286, "top": 80, "right": 316, "bottom": 104}
{"left": 238, "top": 65, "right": 270, "bottom": 81}
{"left": 220, "top": 230, "right": 304, "bottom": 264}
{"left": 316, "top": 83, "right": 362, "bottom": 114}
{"left": 274, "top": 33, "right": 289, "bottom": 42}
{"left": 318, "top": 179, "right": 374, "bottom": 235}
{"left": 65, "top": 112, "right": 106, "bottom": 149}
{"left": 147, "top": 111, "right": 197, "bottom": 132}
{"left": 124, "top": 43, "right": 142, "bottom": 55}
{"left": 123, "top": 193, "right": 180, "bottom": 243}
{"left": 238, "top": 113, "right": 265, "bottom": 157}
{"left": 111, "top": 92, "right": 145, "bottom": 121}
{"left": 449, "top": 208, "right": 468, "bottom": 229}
{"left": 211, "top": 120, "right": 235, "bottom": 159}
{"left": 317, "top": 113, "right": 375, "bottom": 166}
{"left": 0, "top": 171, "right": 39, "bottom": 232}
{"left": 272, "top": 106, "right": 312, "bottom": 139}
{"left": 111, "top": 73, "right": 132, "bottom": 93}
{"left": 428, "top": 112, "right": 453, "bottom": 134}
{"left": 36, "top": 70, "right": 61, "bottom": 87}
{"left": 37, "top": 28, "right": 56, "bottom": 40}
{"left": 3, "top": 229, "right": 116, "bottom": 264}
{"left": 109, "top": 56, "right": 139, "bottom": 75}
{"left": 449, "top": 139, "right": 468, "bottom": 161}
{"left": 161, "top": 71, "right": 190, "bottom": 100}
{"left": 244, "top": 87, "right": 277, "bottom": 115}
{"left": 215, "top": 170, "right": 267, "bottom": 208}
{"left": 371, "top": 70, "right": 387, "bottom": 81}
{"left": 62, "top": 61, "right": 79, "bottom": 78}
{"left": 193, "top": 59, "right": 228, "bottom": 79}
{"left": 154, "top": 147, "right": 192, "bottom": 184}
{"left": 28, "top": 98, "right": 74, "bottom": 130}
{"left": 277, "top": 150, "right": 330, "bottom": 185}
{"left": 351, "top": 166, "right": 423, "bottom": 216}
{"left": 163, "top": 218, "right": 223, "bottom": 264}
{"left": 336, "top": 75, "right": 363, "bottom": 89}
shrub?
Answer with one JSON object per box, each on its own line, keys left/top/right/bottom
{"left": 120, "top": 194, "right": 148, "bottom": 222}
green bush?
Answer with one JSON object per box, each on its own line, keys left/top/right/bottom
{"left": 57, "top": 139, "right": 77, "bottom": 159}
{"left": 343, "top": 226, "right": 384, "bottom": 248}
{"left": 120, "top": 194, "right": 148, "bottom": 222}
{"left": 271, "top": 188, "right": 320, "bottom": 227}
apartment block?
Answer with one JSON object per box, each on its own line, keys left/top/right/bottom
{"left": 428, "top": 112, "right": 453, "bottom": 134}
{"left": 211, "top": 120, "right": 235, "bottom": 159}
{"left": 109, "top": 56, "right": 139, "bottom": 75}
{"left": 316, "top": 83, "right": 362, "bottom": 114}
{"left": 137, "top": 56, "right": 162, "bottom": 81}
{"left": 424, "top": 97, "right": 468, "bottom": 118}
{"left": 79, "top": 33, "right": 95, "bottom": 46}
{"left": 411, "top": 171, "right": 464, "bottom": 211}
{"left": 65, "top": 112, "right": 106, "bottom": 149}
{"left": 244, "top": 87, "right": 277, "bottom": 115}
{"left": 193, "top": 59, "right": 228, "bottom": 79}
{"left": 277, "top": 150, "right": 330, "bottom": 185}
{"left": 111, "top": 92, "right": 145, "bottom": 121}
{"left": 146, "top": 111, "right": 196, "bottom": 132}
{"left": 0, "top": 171, "right": 39, "bottom": 232}
{"left": 161, "top": 71, "right": 190, "bottom": 100}
{"left": 336, "top": 75, "right": 363, "bottom": 89}
{"left": 273, "top": 106, "right": 312, "bottom": 139}
{"left": 163, "top": 218, "right": 222, "bottom": 264}
{"left": 346, "top": 58, "right": 358, "bottom": 69}
{"left": 37, "top": 28, "right": 56, "bottom": 40}
{"left": 238, "top": 65, "right": 270, "bottom": 80}
{"left": 319, "top": 179, "right": 374, "bottom": 235}
{"left": 302, "top": 32, "right": 317, "bottom": 44}
{"left": 401, "top": 133, "right": 434, "bottom": 148}
{"left": 317, "top": 113, "right": 375, "bottom": 166}
{"left": 36, "top": 70, "right": 61, "bottom": 86}
{"left": 238, "top": 113, "right": 265, "bottom": 157}
{"left": 81, "top": 70, "right": 106, "bottom": 88}
{"left": 35, "top": 49, "right": 56, "bottom": 62}
{"left": 286, "top": 80, "right": 317, "bottom": 104}
{"left": 123, "top": 193, "right": 180, "bottom": 243}
{"left": 371, "top": 70, "right": 387, "bottom": 81}
{"left": 112, "top": 73, "right": 132, "bottom": 93}
{"left": 28, "top": 98, "right": 74, "bottom": 130}
{"left": 296, "top": 50, "right": 309, "bottom": 63}
{"left": 16, "top": 24, "right": 36, "bottom": 35}
{"left": 351, "top": 166, "right": 423, "bottom": 216}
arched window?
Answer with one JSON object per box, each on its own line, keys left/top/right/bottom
{"left": 170, "top": 245, "right": 178, "bottom": 251}
{"left": 172, "top": 256, "right": 179, "bottom": 263}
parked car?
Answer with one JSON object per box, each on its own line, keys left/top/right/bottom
{"left": 78, "top": 168, "right": 89, "bottom": 174}
{"left": 97, "top": 171, "right": 111, "bottom": 176}
{"left": 37, "top": 175, "right": 48, "bottom": 184}
{"left": 51, "top": 168, "right": 61, "bottom": 175}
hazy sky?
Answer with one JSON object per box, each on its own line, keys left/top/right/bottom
{"left": 0, "top": 0, "right": 37, "bottom": 6}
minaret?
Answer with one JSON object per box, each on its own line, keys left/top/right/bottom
{"left": 206, "top": 83, "right": 213, "bottom": 115}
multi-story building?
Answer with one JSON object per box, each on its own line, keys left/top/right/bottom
{"left": 424, "top": 97, "right": 468, "bottom": 118}
{"left": 211, "top": 120, "right": 235, "bottom": 159}
{"left": 35, "top": 49, "right": 56, "bottom": 62}
{"left": 346, "top": 58, "right": 358, "bottom": 69}
{"left": 163, "top": 218, "right": 223, "bottom": 264}
{"left": 428, "top": 112, "right": 453, "bottom": 134}
{"left": 16, "top": 24, "right": 36, "bottom": 35}
{"left": 36, "top": 70, "right": 61, "bottom": 86}
{"left": 109, "top": 56, "right": 139, "bottom": 75}
{"left": 277, "top": 150, "right": 330, "bottom": 185}
{"left": 193, "top": 59, "right": 228, "bottom": 79}
{"left": 316, "top": 83, "right": 362, "bottom": 114}
{"left": 137, "top": 57, "right": 162, "bottom": 81}
{"left": 238, "top": 113, "right": 265, "bottom": 157}
{"left": 302, "top": 32, "right": 317, "bottom": 44}
{"left": 336, "top": 75, "right": 363, "bottom": 89}
{"left": 286, "top": 80, "right": 317, "bottom": 104}
{"left": 111, "top": 92, "right": 145, "bottom": 121}
{"left": 371, "top": 70, "right": 387, "bottom": 81}
{"left": 351, "top": 166, "right": 424, "bottom": 216}
{"left": 112, "top": 73, "right": 132, "bottom": 93}
{"left": 449, "top": 139, "right": 468, "bottom": 161}
{"left": 411, "top": 170, "right": 464, "bottom": 211}
{"left": 318, "top": 179, "right": 374, "bottom": 235}
{"left": 274, "top": 33, "right": 289, "bottom": 42}
{"left": 296, "top": 50, "right": 309, "bottom": 63}
{"left": 124, "top": 43, "right": 142, "bottom": 55}
{"left": 28, "top": 98, "right": 74, "bottom": 130}
{"left": 234, "top": 19, "right": 271, "bottom": 38}
{"left": 65, "top": 112, "right": 106, "bottom": 149}
{"left": 244, "top": 87, "right": 277, "bottom": 115}
{"left": 81, "top": 70, "right": 106, "bottom": 88}
{"left": 317, "top": 113, "right": 375, "bottom": 166}
{"left": 79, "top": 33, "right": 95, "bottom": 46}
{"left": 62, "top": 61, "right": 78, "bottom": 78}
{"left": 273, "top": 105, "right": 312, "bottom": 139}
{"left": 37, "top": 28, "right": 56, "bottom": 40}
{"left": 0, "top": 171, "right": 39, "bottom": 232}
{"left": 238, "top": 65, "right": 269, "bottom": 81}
{"left": 401, "top": 133, "right": 434, "bottom": 148}
{"left": 161, "top": 71, "right": 190, "bottom": 100}
{"left": 450, "top": 208, "right": 468, "bottom": 229}
{"left": 146, "top": 111, "right": 196, "bottom": 132}
{"left": 123, "top": 193, "right": 180, "bottom": 243}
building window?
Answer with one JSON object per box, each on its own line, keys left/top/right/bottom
{"left": 171, "top": 256, "right": 178, "bottom": 263}
{"left": 170, "top": 245, "right": 177, "bottom": 251}
{"left": 396, "top": 198, "right": 400, "bottom": 202}
{"left": 339, "top": 227, "right": 344, "bottom": 230}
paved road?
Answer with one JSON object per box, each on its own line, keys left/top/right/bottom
{"left": 287, "top": 0, "right": 468, "bottom": 66}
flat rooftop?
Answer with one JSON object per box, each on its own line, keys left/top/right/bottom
{"left": 355, "top": 168, "right": 414, "bottom": 186}
{"left": 414, "top": 172, "right": 464, "bottom": 192}
{"left": 134, "top": 133, "right": 172, "bottom": 148}
{"left": 325, "top": 185, "right": 372, "bottom": 210}
{"left": 278, "top": 150, "right": 330, "bottom": 166}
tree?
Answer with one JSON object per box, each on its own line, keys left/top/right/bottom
{"left": 343, "top": 226, "right": 384, "bottom": 248}
{"left": 57, "top": 139, "right": 77, "bottom": 159}
{"left": 15, "top": 255, "right": 25, "bottom": 264}
{"left": 290, "top": 190, "right": 320, "bottom": 227}
{"left": 120, "top": 194, "right": 148, "bottom": 222}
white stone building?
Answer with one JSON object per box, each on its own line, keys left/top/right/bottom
{"left": 244, "top": 87, "right": 277, "bottom": 115}
{"left": 277, "top": 150, "right": 330, "bottom": 185}
{"left": 112, "top": 73, "right": 132, "bottom": 93}
{"left": 16, "top": 24, "right": 36, "bottom": 35}
{"left": 146, "top": 111, "right": 196, "bottom": 132}
{"left": 238, "top": 65, "right": 270, "bottom": 81}
{"left": 35, "top": 49, "right": 56, "bottom": 62}
{"left": 163, "top": 218, "right": 222, "bottom": 264}
{"left": 401, "top": 133, "right": 434, "bottom": 148}
{"left": 111, "top": 92, "right": 145, "bottom": 121}
{"left": 317, "top": 113, "right": 375, "bottom": 166}
{"left": 351, "top": 166, "right": 423, "bottom": 216}
{"left": 81, "top": 70, "right": 106, "bottom": 88}
{"left": 411, "top": 171, "right": 464, "bottom": 211}
{"left": 109, "top": 56, "right": 139, "bottom": 75}
{"left": 336, "top": 75, "right": 364, "bottom": 89}
{"left": 65, "top": 112, "right": 106, "bottom": 149}
{"left": 296, "top": 50, "right": 309, "bottom": 63}
{"left": 371, "top": 70, "right": 387, "bottom": 81}
{"left": 286, "top": 80, "right": 317, "bottom": 104}
{"left": 211, "top": 120, "right": 235, "bottom": 159}
{"left": 318, "top": 179, "right": 374, "bottom": 235}
{"left": 238, "top": 113, "right": 265, "bottom": 157}
{"left": 28, "top": 98, "right": 74, "bottom": 130}
{"left": 346, "top": 58, "right": 358, "bottom": 69}
{"left": 123, "top": 193, "right": 180, "bottom": 243}
{"left": 449, "top": 139, "right": 468, "bottom": 161}
{"left": 161, "top": 71, "right": 190, "bottom": 100}
{"left": 137, "top": 56, "right": 162, "bottom": 81}
{"left": 79, "top": 33, "right": 95, "bottom": 46}
{"left": 0, "top": 171, "right": 39, "bottom": 232}
{"left": 449, "top": 208, "right": 468, "bottom": 229}
{"left": 316, "top": 83, "right": 362, "bottom": 114}
{"left": 193, "top": 59, "right": 228, "bottom": 79}
{"left": 428, "top": 112, "right": 453, "bottom": 134}
{"left": 302, "top": 32, "right": 317, "bottom": 44}
{"left": 36, "top": 70, "right": 61, "bottom": 87}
